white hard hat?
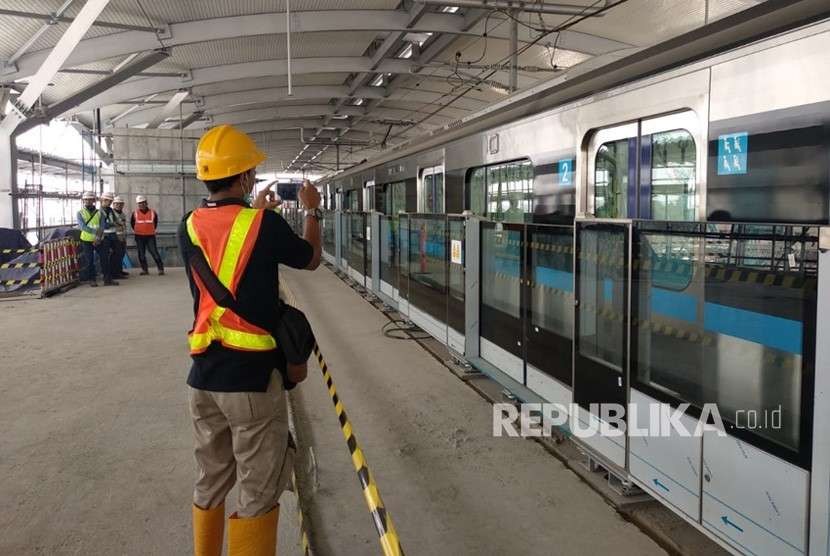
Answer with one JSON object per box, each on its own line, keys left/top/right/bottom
{"left": 101, "top": 191, "right": 114, "bottom": 201}
{"left": 136, "top": 195, "right": 147, "bottom": 203}
{"left": 113, "top": 196, "right": 124, "bottom": 204}
{"left": 82, "top": 191, "right": 96, "bottom": 200}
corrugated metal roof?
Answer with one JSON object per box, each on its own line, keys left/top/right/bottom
{"left": 167, "top": 32, "right": 378, "bottom": 69}
{"left": 0, "top": 0, "right": 772, "bottom": 172}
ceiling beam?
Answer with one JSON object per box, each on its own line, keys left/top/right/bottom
{"left": 112, "top": 83, "right": 490, "bottom": 127}
{"left": 17, "top": 49, "right": 171, "bottom": 135}
{"left": 147, "top": 89, "right": 190, "bottom": 129}
{"left": 415, "top": 0, "right": 606, "bottom": 16}
{"left": 293, "top": 8, "right": 491, "bottom": 171}
{"left": 174, "top": 110, "right": 205, "bottom": 129}
{"left": 181, "top": 105, "right": 368, "bottom": 128}
{"left": 0, "top": 7, "right": 163, "bottom": 36}
{"left": 2, "top": 10, "right": 631, "bottom": 83}
{"left": 1, "top": 0, "right": 113, "bottom": 135}
{"left": 67, "top": 57, "right": 418, "bottom": 115}
{"left": 1, "top": 0, "right": 76, "bottom": 71}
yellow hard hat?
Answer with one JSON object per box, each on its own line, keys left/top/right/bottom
{"left": 196, "top": 125, "right": 266, "bottom": 181}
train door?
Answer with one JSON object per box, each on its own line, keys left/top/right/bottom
{"left": 418, "top": 165, "right": 445, "bottom": 213}
{"left": 576, "top": 111, "right": 701, "bottom": 467}
{"left": 588, "top": 111, "right": 699, "bottom": 221}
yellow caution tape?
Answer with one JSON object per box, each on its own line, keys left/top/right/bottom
{"left": 311, "top": 344, "right": 405, "bottom": 556}
{"left": 0, "top": 262, "right": 39, "bottom": 269}
{"left": 282, "top": 285, "right": 404, "bottom": 556}
{"left": 1, "top": 279, "right": 40, "bottom": 286}
{"left": 290, "top": 471, "right": 313, "bottom": 556}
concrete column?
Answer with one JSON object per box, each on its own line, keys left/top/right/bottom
{"left": 0, "top": 131, "right": 18, "bottom": 229}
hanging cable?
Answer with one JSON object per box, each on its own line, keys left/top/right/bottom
{"left": 384, "top": 0, "right": 629, "bottom": 144}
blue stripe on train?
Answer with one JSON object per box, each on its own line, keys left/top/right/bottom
{"left": 535, "top": 267, "right": 573, "bottom": 292}
{"left": 494, "top": 265, "right": 804, "bottom": 355}
{"left": 649, "top": 288, "right": 802, "bottom": 355}
{"left": 650, "top": 288, "right": 697, "bottom": 322}
{"left": 703, "top": 302, "right": 802, "bottom": 355}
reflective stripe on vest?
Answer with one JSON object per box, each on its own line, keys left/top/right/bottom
{"left": 186, "top": 206, "right": 276, "bottom": 354}
{"left": 79, "top": 208, "right": 101, "bottom": 243}
{"left": 133, "top": 209, "right": 156, "bottom": 236}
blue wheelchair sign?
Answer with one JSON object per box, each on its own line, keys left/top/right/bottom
{"left": 717, "top": 132, "right": 748, "bottom": 175}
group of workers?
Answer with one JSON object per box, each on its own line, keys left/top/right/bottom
{"left": 76, "top": 192, "right": 165, "bottom": 286}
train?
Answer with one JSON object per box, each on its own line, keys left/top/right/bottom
{"left": 295, "top": 12, "right": 830, "bottom": 556}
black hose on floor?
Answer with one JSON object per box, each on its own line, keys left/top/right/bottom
{"left": 381, "top": 319, "right": 430, "bottom": 341}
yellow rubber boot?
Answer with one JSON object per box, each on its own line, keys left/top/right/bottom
{"left": 228, "top": 507, "right": 279, "bottom": 556}
{"left": 193, "top": 503, "right": 225, "bottom": 556}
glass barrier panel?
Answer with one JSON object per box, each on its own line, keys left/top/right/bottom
{"left": 481, "top": 221, "right": 523, "bottom": 358}
{"left": 340, "top": 212, "right": 351, "bottom": 268}
{"left": 399, "top": 215, "right": 410, "bottom": 301}
{"left": 448, "top": 216, "right": 465, "bottom": 333}
{"left": 349, "top": 213, "right": 366, "bottom": 276}
{"left": 322, "top": 210, "right": 336, "bottom": 256}
{"left": 577, "top": 224, "right": 627, "bottom": 369}
{"left": 380, "top": 215, "right": 398, "bottom": 290}
{"left": 527, "top": 224, "right": 574, "bottom": 386}
{"left": 408, "top": 215, "right": 448, "bottom": 323}
{"left": 632, "top": 221, "right": 818, "bottom": 467}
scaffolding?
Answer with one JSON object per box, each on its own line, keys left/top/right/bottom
{"left": 13, "top": 122, "right": 103, "bottom": 243}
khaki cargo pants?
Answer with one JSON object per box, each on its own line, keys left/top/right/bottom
{"left": 188, "top": 372, "right": 295, "bottom": 517}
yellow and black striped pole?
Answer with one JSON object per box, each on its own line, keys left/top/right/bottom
{"left": 312, "top": 343, "right": 405, "bottom": 556}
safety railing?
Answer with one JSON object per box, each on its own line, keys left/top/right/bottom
{"left": 0, "top": 237, "right": 81, "bottom": 297}
{"left": 40, "top": 237, "right": 81, "bottom": 296}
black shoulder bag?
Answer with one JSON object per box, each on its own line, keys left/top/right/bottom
{"left": 187, "top": 249, "right": 316, "bottom": 370}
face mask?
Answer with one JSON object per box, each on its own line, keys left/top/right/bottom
{"left": 242, "top": 173, "right": 254, "bottom": 205}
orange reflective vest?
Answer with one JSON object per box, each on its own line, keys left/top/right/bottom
{"left": 186, "top": 205, "right": 277, "bottom": 354}
{"left": 133, "top": 209, "right": 157, "bottom": 236}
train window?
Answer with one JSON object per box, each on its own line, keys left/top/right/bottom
{"left": 707, "top": 107, "right": 830, "bottom": 223}
{"left": 382, "top": 181, "right": 406, "bottom": 215}
{"left": 591, "top": 112, "right": 699, "bottom": 221}
{"left": 650, "top": 130, "right": 696, "bottom": 221}
{"left": 363, "top": 180, "right": 375, "bottom": 212}
{"left": 468, "top": 167, "right": 486, "bottom": 215}
{"left": 467, "top": 160, "right": 533, "bottom": 222}
{"left": 418, "top": 167, "right": 444, "bottom": 213}
{"left": 346, "top": 189, "right": 360, "bottom": 211}
{"left": 595, "top": 139, "right": 630, "bottom": 218}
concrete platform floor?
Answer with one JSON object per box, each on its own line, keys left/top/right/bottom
{"left": 282, "top": 265, "right": 665, "bottom": 556}
{"left": 0, "top": 265, "right": 668, "bottom": 555}
{"left": 0, "top": 269, "right": 302, "bottom": 555}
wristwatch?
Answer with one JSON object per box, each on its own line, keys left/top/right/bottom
{"left": 305, "top": 208, "right": 323, "bottom": 221}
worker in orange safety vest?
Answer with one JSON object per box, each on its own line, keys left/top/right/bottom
{"left": 131, "top": 196, "right": 165, "bottom": 275}
{"left": 178, "top": 124, "right": 322, "bottom": 556}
